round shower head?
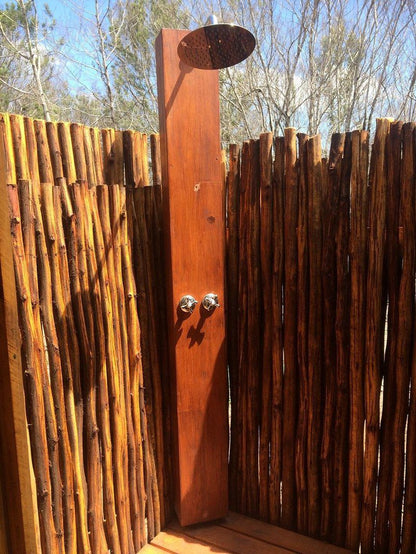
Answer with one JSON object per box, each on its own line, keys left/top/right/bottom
{"left": 177, "top": 23, "right": 256, "bottom": 70}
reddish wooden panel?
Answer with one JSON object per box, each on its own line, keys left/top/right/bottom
{"left": 156, "top": 29, "right": 228, "bottom": 526}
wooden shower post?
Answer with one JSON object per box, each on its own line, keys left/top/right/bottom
{"left": 156, "top": 29, "right": 228, "bottom": 526}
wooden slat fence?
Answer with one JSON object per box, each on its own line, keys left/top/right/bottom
{"left": 226, "top": 119, "right": 416, "bottom": 553}
{"left": 0, "top": 113, "right": 171, "bottom": 553}
{"left": 2, "top": 111, "right": 416, "bottom": 554}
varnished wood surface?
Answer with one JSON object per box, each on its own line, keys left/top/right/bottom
{"left": 141, "top": 512, "right": 355, "bottom": 554}
{"left": 156, "top": 29, "right": 228, "bottom": 526}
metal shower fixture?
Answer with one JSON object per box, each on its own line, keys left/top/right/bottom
{"left": 177, "top": 15, "right": 256, "bottom": 70}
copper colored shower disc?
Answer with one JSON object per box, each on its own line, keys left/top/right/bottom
{"left": 177, "top": 24, "right": 256, "bottom": 70}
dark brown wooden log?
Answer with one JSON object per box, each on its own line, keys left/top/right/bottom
{"left": 144, "top": 182, "right": 166, "bottom": 532}
{"left": 101, "top": 128, "right": 113, "bottom": 185}
{"left": 123, "top": 130, "right": 141, "bottom": 188}
{"left": 151, "top": 178, "right": 173, "bottom": 527}
{"left": 306, "top": 135, "right": 323, "bottom": 538}
{"left": 402, "top": 133, "right": 416, "bottom": 554}
{"left": 237, "top": 140, "right": 251, "bottom": 513}
{"left": 332, "top": 133, "right": 351, "bottom": 547}
{"left": 360, "top": 119, "right": 390, "bottom": 554}
{"left": 295, "top": 133, "right": 309, "bottom": 534}
{"left": 141, "top": 134, "right": 149, "bottom": 186}
{"left": 227, "top": 143, "right": 240, "bottom": 512}
{"left": 320, "top": 133, "right": 345, "bottom": 541}
{"left": 269, "top": 136, "right": 285, "bottom": 526}
{"left": 150, "top": 134, "right": 162, "bottom": 187}
{"left": 246, "top": 139, "right": 261, "bottom": 518}
{"left": 373, "top": 120, "right": 403, "bottom": 552}
{"left": 259, "top": 133, "right": 273, "bottom": 521}
{"left": 281, "top": 128, "right": 298, "bottom": 529}
{"left": 403, "top": 174, "right": 416, "bottom": 554}
{"left": 346, "top": 130, "right": 369, "bottom": 551}
{"left": 386, "top": 123, "right": 415, "bottom": 553}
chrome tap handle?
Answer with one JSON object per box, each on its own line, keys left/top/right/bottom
{"left": 201, "top": 293, "right": 220, "bottom": 312}
{"left": 179, "top": 295, "right": 198, "bottom": 314}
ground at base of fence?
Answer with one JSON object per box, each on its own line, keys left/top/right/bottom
{"left": 139, "top": 511, "right": 354, "bottom": 553}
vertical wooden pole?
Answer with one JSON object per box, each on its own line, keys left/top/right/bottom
{"left": 156, "top": 28, "right": 228, "bottom": 526}
{"left": 0, "top": 118, "right": 40, "bottom": 552}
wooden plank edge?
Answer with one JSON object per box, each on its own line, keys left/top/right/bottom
{"left": 152, "top": 528, "right": 232, "bottom": 553}
{"left": 140, "top": 543, "right": 173, "bottom": 553}
{"left": 168, "top": 519, "right": 294, "bottom": 554}
{"left": 221, "top": 512, "right": 354, "bottom": 554}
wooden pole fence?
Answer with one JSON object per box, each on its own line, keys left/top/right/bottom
{"left": 2, "top": 113, "right": 416, "bottom": 554}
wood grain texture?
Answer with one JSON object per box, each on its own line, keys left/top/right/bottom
{"left": 306, "top": 135, "right": 323, "bottom": 538}
{"left": 295, "top": 133, "right": 309, "bottom": 534}
{"left": 361, "top": 119, "right": 390, "bottom": 554}
{"left": 0, "top": 115, "right": 40, "bottom": 554}
{"left": 236, "top": 141, "right": 250, "bottom": 514}
{"left": 226, "top": 143, "right": 240, "bottom": 512}
{"left": 281, "top": 128, "right": 298, "bottom": 530}
{"left": 374, "top": 121, "right": 402, "bottom": 553}
{"left": 221, "top": 512, "right": 354, "bottom": 554}
{"left": 259, "top": 133, "right": 273, "bottom": 521}
{"left": 144, "top": 513, "right": 355, "bottom": 554}
{"left": 246, "top": 139, "right": 261, "bottom": 518}
{"left": 346, "top": 130, "right": 369, "bottom": 551}
{"left": 332, "top": 133, "right": 350, "bottom": 547}
{"left": 320, "top": 133, "right": 344, "bottom": 542}
{"left": 156, "top": 29, "right": 228, "bottom": 526}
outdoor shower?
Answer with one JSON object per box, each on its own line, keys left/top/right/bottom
{"left": 156, "top": 17, "right": 255, "bottom": 526}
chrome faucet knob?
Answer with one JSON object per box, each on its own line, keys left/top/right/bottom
{"left": 201, "top": 293, "right": 220, "bottom": 312}
{"left": 179, "top": 295, "right": 198, "bottom": 314}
